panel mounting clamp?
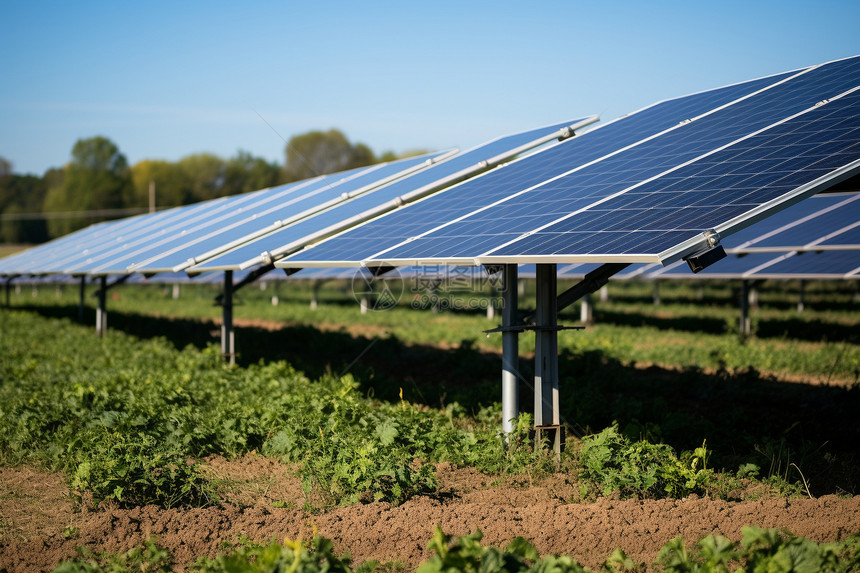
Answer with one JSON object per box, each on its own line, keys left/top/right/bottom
{"left": 684, "top": 230, "right": 726, "bottom": 273}
{"left": 705, "top": 229, "right": 721, "bottom": 247}
{"left": 557, "top": 126, "right": 576, "bottom": 141}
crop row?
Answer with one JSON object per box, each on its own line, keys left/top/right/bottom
{"left": 10, "top": 279, "right": 859, "bottom": 380}
{"left": 0, "top": 310, "right": 812, "bottom": 509}
{"left": 54, "top": 526, "right": 860, "bottom": 572}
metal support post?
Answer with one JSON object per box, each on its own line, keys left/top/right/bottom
{"left": 272, "top": 280, "right": 280, "bottom": 306}
{"left": 797, "top": 280, "right": 806, "bottom": 313}
{"left": 96, "top": 276, "right": 107, "bottom": 337}
{"left": 534, "top": 264, "right": 561, "bottom": 452}
{"left": 222, "top": 271, "right": 235, "bottom": 365}
{"left": 311, "top": 280, "right": 321, "bottom": 310}
{"left": 653, "top": 280, "right": 661, "bottom": 306}
{"left": 501, "top": 264, "right": 519, "bottom": 436}
{"left": 599, "top": 285, "right": 609, "bottom": 302}
{"left": 739, "top": 280, "right": 751, "bottom": 336}
{"left": 749, "top": 283, "right": 759, "bottom": 310}
{"left": 580, "top": 292, "right": 593, "bottom": 324}
{"left": 4, "top": 278, "right": 11, "bottom": 307}
{"left": 78, "top": 276, "right": 86, "bottom": 323}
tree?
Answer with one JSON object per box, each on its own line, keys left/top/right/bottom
{"left": 130, "top": 159, "right": 190, "bottom": 210}
{"left": 223, "top": 150, "right": 281, "bottom": 196}
{"left": 176, "top": 153, "right": 226, "bottom": 203}
{"left": 0, "top": 174, "right": 50, "bottom": 243}
{"left": 283, "top": 129, "right": 376, "bottom": 182}
{"left": 0, "top": 157, "right": 50, "bottom": 243}
{"left": 42, "top": 136, "right": 133, "bottom": 237}
{"left": 0, "top": 157, "right": 11, "bottom": 178}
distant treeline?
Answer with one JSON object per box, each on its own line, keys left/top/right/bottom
{"left": 0, "top": 129, "right": 407, "bottom": 244}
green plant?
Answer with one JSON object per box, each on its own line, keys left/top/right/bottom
{"left": 655, "top": 528, "right": 860, "bottom": 572}
{"left": 578, "top": 426, "right": 712, "bottom": 499}
{"left": 416, "top": 527, "right": 585, "bottom": 573}
{"left": 656, "top": 535, "right": 737, "bottom": 572}
{"left": 52, "top": 538, "right": 173, "bottom": 572}
{"left": 191, "top": 535, "right": 377, "bottom": 573}
{"left": 741, "top": 526, "right": 859, "bottom": 573}
{"left": 69, "top": 431, "right": 215, "bottom": 508}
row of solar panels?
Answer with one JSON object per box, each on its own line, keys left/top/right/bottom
{"left": 1, "top": 56, "right": 859, "bottom": 281}
{"left": 0, "top": 119, "right": 593, "bottom": 277}
{"left": 9, "top": 191, "right": 858, "bottom": 287}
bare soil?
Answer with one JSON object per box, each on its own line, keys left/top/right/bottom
{"left": 2, "top": 457, "right": 859, "bottom": 572}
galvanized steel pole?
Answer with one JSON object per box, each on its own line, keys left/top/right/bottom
{"left": 534, "top": 264, "right": 558, "bottom": 427}
{"left": 96, "top": 276, "right": 107, "bottom": 337}
{"left": 78, "top": 276, "right": 86, "bottom": 323}
{"left": 222, "top": 271, "right": 235, "bottom": 365}
{"left": 501, "top": 264, "right": 519, "bottom": 436}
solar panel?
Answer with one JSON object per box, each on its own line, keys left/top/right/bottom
{"left": 654, "top": 249, "right": 860, "bottom": 280}
{"left": 0, "top": 219, "right": 116, "bottom": 275}
{"left": 751, "top": 250, "right": 860, "bottom": 278}
{"left": 278, "top": 67, "right": 801, "bottom": 268}
{"left": 818, "top": 224, "right": 860, "bottom": 248}
{"left": 187, "top": 118, "right": 597, "bottom": 272}
{"left": 123, "top": 152, "right": 461, "bottom": 275}
{"left": 637, "top": 191, "right": 860, "bottom": 280}
{"left": 9, "top": 192, "right": 262, "bottom": 275}
{"left": 359, "top": 57, "right": 860, "bottom": 267}
{"left": 718, "top": 193, "right": 853, "bottom": 248}
{"left": 65, "top": 153, "right": 447, "bottom": 275}
{"left": 649, "top": 252, "right": 785, "bottom": 279}
{"left": 731, "top": 193, "right": 860, "bottom": 251}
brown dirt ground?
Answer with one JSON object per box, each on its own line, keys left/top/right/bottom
{"left": 1, "top": 457, "right": 859, "bottom": 572}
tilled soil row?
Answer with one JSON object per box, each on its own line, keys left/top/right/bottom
{"left": 2, "top": 486, "right": 858, "bottom": 571}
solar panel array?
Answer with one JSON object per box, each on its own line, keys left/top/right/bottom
{"left": 187, "top": 118, "right": 596, "bottom": 272}
{"left": 1, "top": 56, "right": 859, "bottom": 288}
{"left": 287, "top": 192, "right": 860, "bottom": 282}
{"left": 650, "top": 193, "right": 860, "bottom": 279}
{"left": 0, "top": 119, "right": 593, "bottom": 279}
{"left": 81, "top": 153, "right": 448, "bottom": 275}
{"left": 281, "top": 56, "right": 860, "bottom": 270}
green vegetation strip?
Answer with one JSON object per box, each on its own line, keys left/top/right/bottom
{"left": 16, "top": 279, "right": 860, "bottom": 380}
{"left": 0, "top": 310, "right": 799, "bottom": 509}
{"left": 52, "top": 527, "right": 860, "bottom": 572}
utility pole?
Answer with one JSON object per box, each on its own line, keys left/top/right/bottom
{"left": 149, "top": 181, "right": 156, "bottom": 214}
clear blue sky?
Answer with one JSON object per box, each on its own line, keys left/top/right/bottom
{"left": 2, "top": 0, "right": 858, "bottom": 176}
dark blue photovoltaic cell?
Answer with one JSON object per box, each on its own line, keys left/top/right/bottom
{"left": 81, "top": 154, "right": 442, "bottom": 274}
{"left": 656, "top": 252, "right": 781, "bottom": 277}
{"left": 819, "top": 225, "right": 860, "bottom": 246}
{"left": 56, "top": 190, "right": 277, "bottom": 274}
{"left": 369, "top": 57, "right": 860, "bottom": 263}
{"left": 190, "top": 119, "right": 591, "bottom": 271}
{"left": 746, "top": 194, "right": 860, "bottom": 248}
{"left": 283, "top": 69, "right": 798, "bottom": 265}
{"left": 0, "top": 220, "right": 116, "bottom": 275}
{"left": 722, "top": 193, "right": 850, "bottom": 247}
{"left": 485, "top": 85, "right": 860, "bottom": 260}
{"left": 753, "top": 250, "right": 860, "bottom": 276}
{"left": 0, "top": 196, "right": 237, "bottom": 275}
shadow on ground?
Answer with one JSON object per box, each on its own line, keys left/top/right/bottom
{"left": 16, "top": 303, "right": 860, "bottom": 497}
{"left": 586, "top": 309, "right": 859, "bottom": 343}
